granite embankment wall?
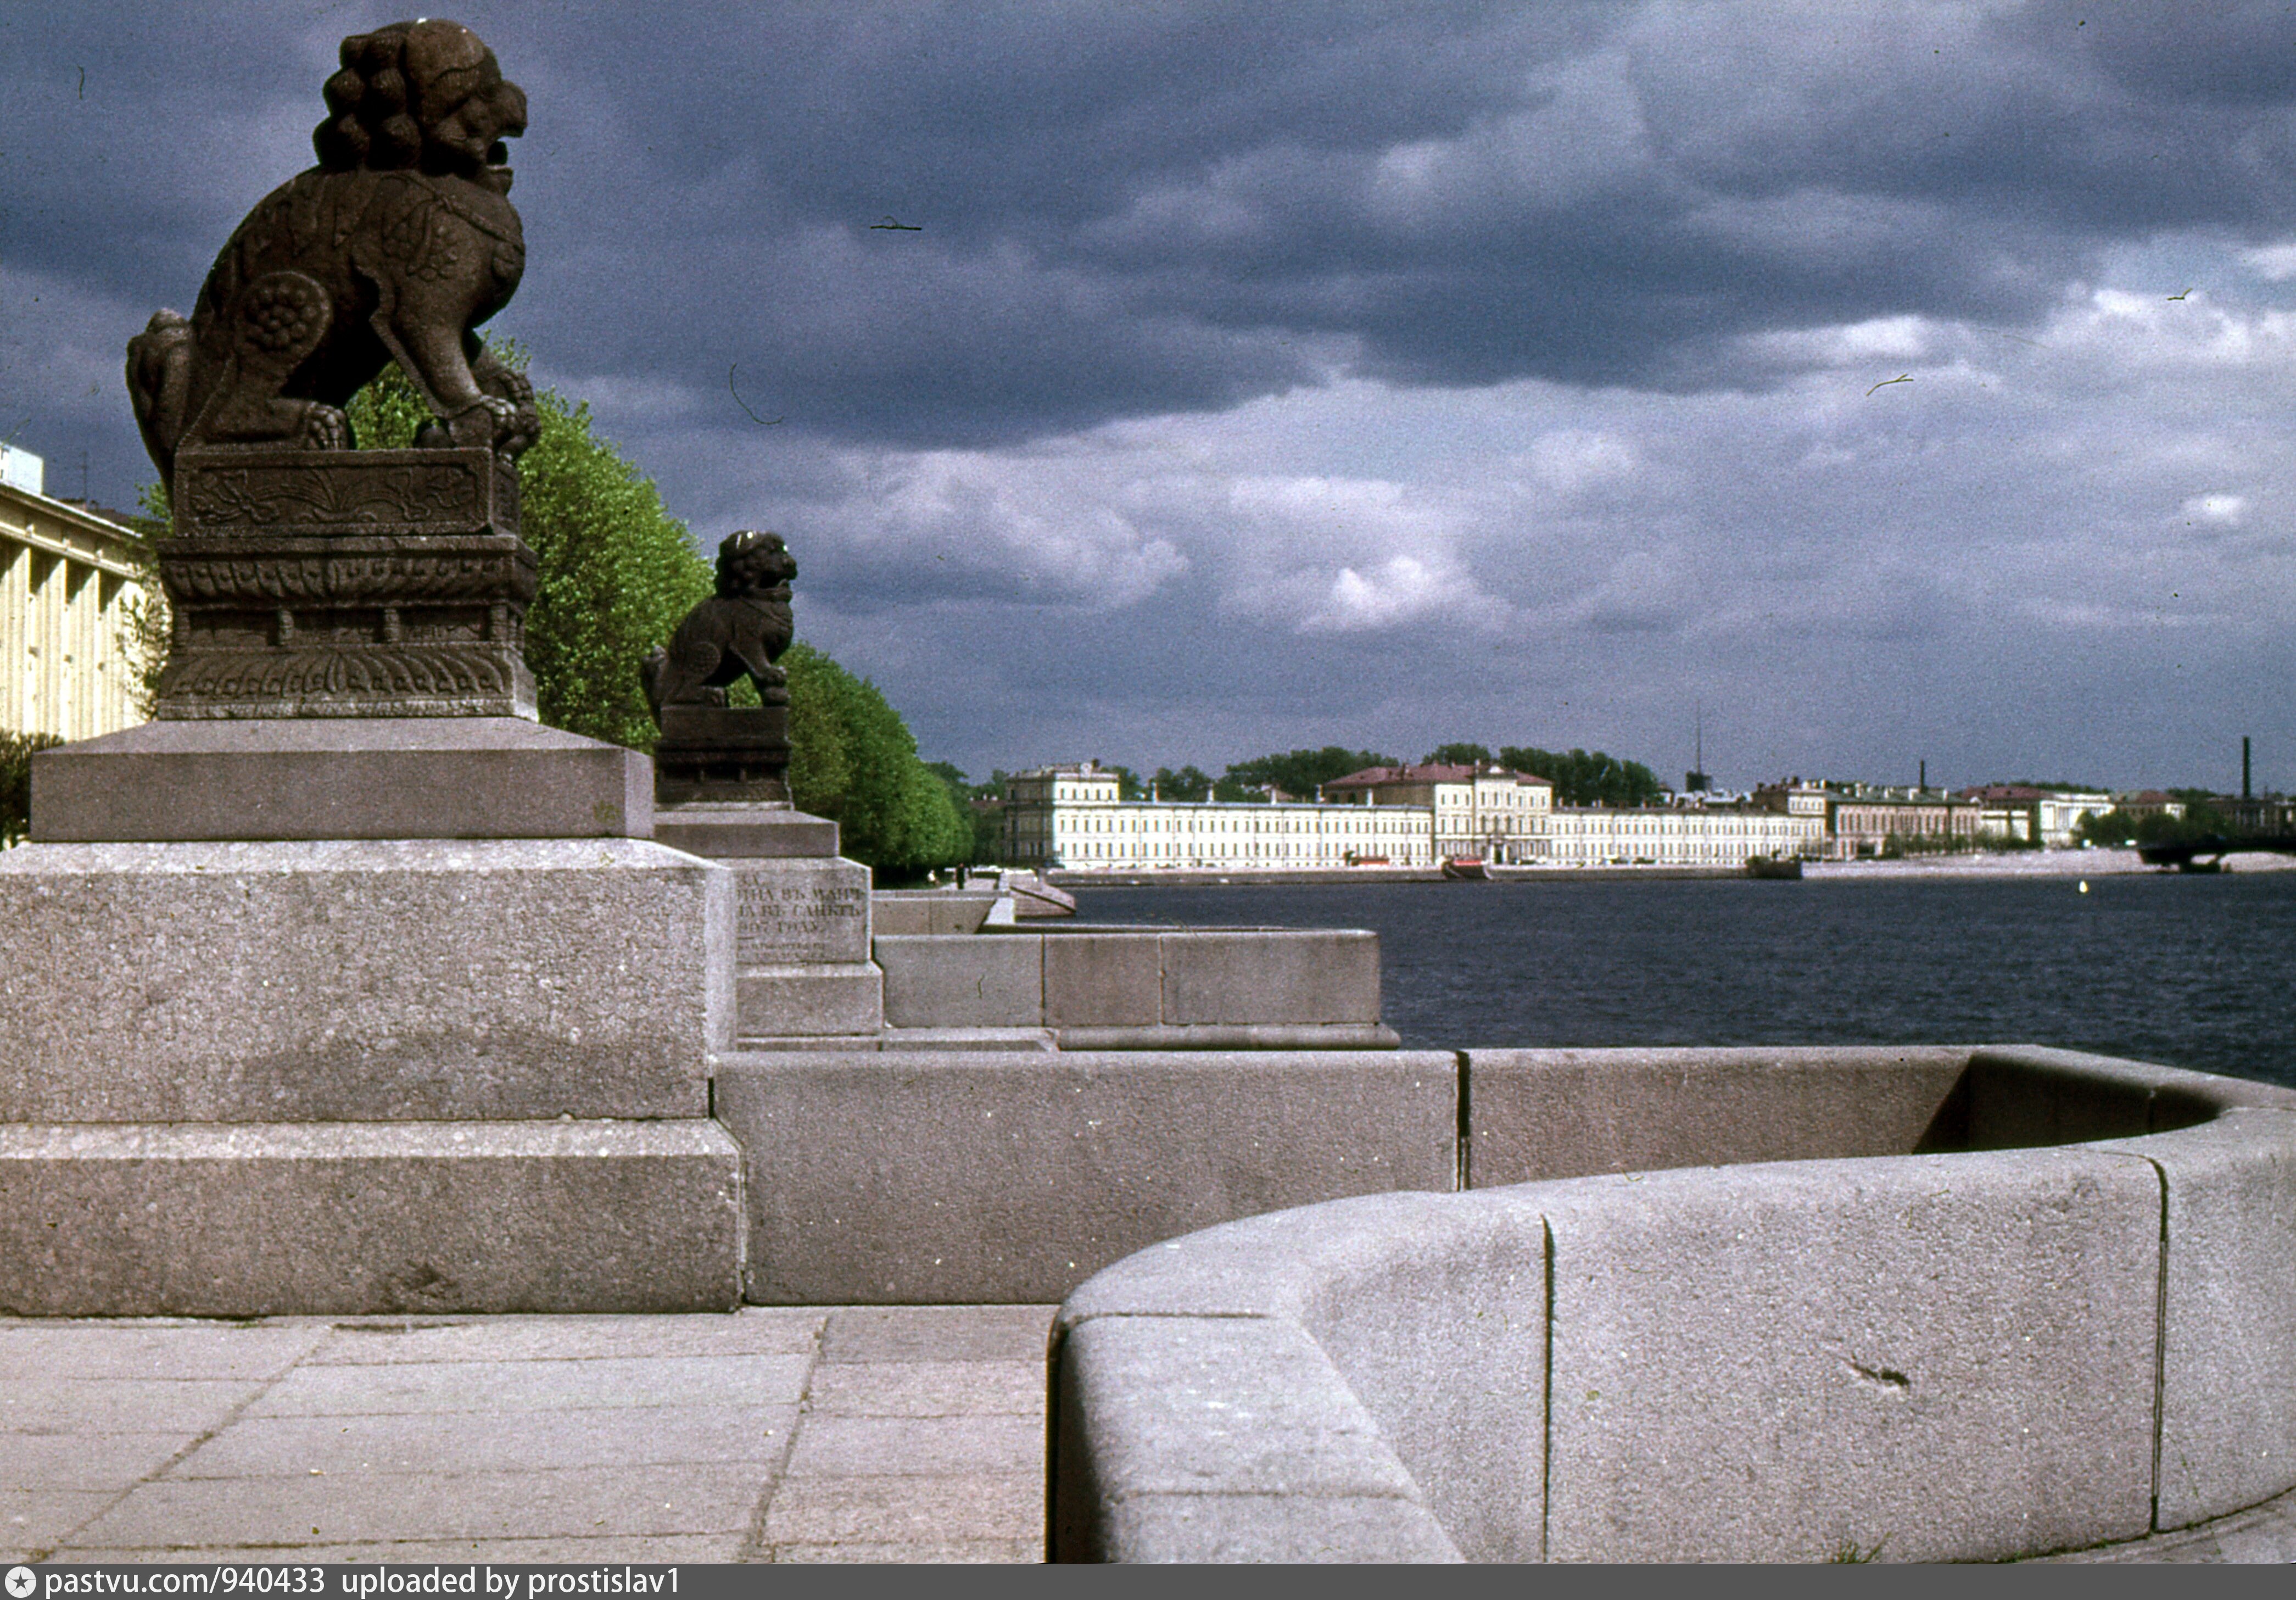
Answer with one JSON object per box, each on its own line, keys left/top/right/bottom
{"left": 1048, "top": 1047, "right": 2296, "bottom": 1563}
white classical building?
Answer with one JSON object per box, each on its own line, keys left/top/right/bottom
{"left": 2, "top": 447, "right": 152, "bottom": 742}
{"left": 1543, "top": 799, "right": 1820, "bottom": 866}
{"left": 1321, "top": 762, "right": 1551, "bottom": 862}
{"left": 1002, "top": 761, "right": 1825, "bottom": 871}
{"left": 1002, "top": 762, "right": 1437, "bottom": 869}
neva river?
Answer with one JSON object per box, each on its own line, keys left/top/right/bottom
{"left": 1067, "top": 872, "right": 2296, "bottom": 1092}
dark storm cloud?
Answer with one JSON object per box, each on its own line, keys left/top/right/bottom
{"left": 19, "top": 0, "right": 2296, "bottom": 473}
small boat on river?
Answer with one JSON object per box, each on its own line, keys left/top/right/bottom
{"left": 1745, "top": 855, "right": 1804, "bottom": 880}
{"left": 1440, "top": 856, "right": 1489, "bottom": 880}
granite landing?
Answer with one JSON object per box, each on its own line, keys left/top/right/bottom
{"left": 3, "top": 1306, "right": 1054, "bottom": 1565}
{"left": 2, "top": 1308, "right": 2286, "bottom": 1565}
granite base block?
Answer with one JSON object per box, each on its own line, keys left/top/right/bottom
{"left": 875, "top": 935, "right": 1044, "bottom": 1029}
{"left": 717, "top": 1050, "right": 1456, "bottom": 1304}
{"left": 651, "top": 803, "right": 839, "bottom": 861}
{"left": 0, "top": 1120, "right": 745, "bottom": 1315}
{"left": 30, "top": 719, "right": 650, "bottom": 841}
{"left": 1465, "top": 1046, "right": 1974, "bottom": 1184}
{"left": 0, "top": 840, "right": 731, "bottom": 1122}
{"left": 1539, "top": 1150, "right": 2160, "bottom": 1563}
{"left": 736, "top": 963, "right": 885, "bottom": 1042}
{"left": 728, "top": 857, "right": 872, "bottom": 967}
{"left": 2094, "top": 1107, "right": 2296, "bottom": 1530}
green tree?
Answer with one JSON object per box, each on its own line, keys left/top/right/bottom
{"left": 1222, "top": 746, "right": 1398, "bottom": 800}
{"left": 1150, "top": 764, "right": 1215, "bottom": 802}
{"left": 350, "top": 349, "right": 713, "bottom": 750}
{"left": 1423, "top": 742, "right": 1495, "bottom": 767}
{"left": 926, "top": 760, "right": 1008, "bottom": 866}
{"left": 1499, "top": 745, "right": 1664, "bottom": 807}
{"left": 783, "top": 643, "right": 968, "bottom": 878}
{"left": 1, "top": 729, "right": 65, "bottom": 846}
{"left": 137, "top": 351, "right": 964, "bottom": 875}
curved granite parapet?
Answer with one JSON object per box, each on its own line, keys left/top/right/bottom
{"left": 1051, "top": 1046, "right": 2296, "bottom": 1563}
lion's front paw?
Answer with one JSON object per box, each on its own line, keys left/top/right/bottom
{"left": 445, "top": 394, "right": 518, "bottom": 449}
{"left": 301, "top": 404, "right": 350, "bottom": 450}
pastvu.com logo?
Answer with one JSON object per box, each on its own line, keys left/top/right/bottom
{"left": 6, "top": 1565, "right": 37, "bottom": 1599}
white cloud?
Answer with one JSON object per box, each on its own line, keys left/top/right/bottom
{"left": 2180, "top": 493, "right": 2247, "bottom": 526}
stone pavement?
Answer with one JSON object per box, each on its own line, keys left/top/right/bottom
{"left": 1, "top": 1307, "right": 1051, "bottom": 1564}
{"left": 4, "top": 1307, "right": 2289, "bottom": 1564}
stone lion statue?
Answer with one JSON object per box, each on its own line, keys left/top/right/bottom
{"left": 642, "top": 532, "right": 800, "bottom": 721}
{"left": 126, "top": 18, "right": 538, "bottom": 480}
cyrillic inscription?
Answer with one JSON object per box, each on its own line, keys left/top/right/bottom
{"left": 736, "top": 874, "right": 868, "bottom": 965}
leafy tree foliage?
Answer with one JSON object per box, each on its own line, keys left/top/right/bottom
{"left": 1, "top": 729, "right": 65, "bottom": 846}
{"left": 351, "top": 349, "right": 710, "bottom": 751}
{"left": 1150, "top": 764, "right": 1215, "bottom": 802}
{"left": 2076, "top": 802, "right": 2227, "bottom": 848}
{"left": 1221, "top": 746, "right": 1399, "bottom": 800}
{"left": 926, "top": 760, "right": 1008, "bottom": 865}
{"left": 783, "top": 643, "right": 968, "bottom": 878}
{"left": 1498, "top": 746, "right": 1664, "bottom": 807}
{"left": 130, "top": 350, "right": 964, "bottom": 876}
{"left": 1422, "top": 742, "right": 1495, "bottom": 767}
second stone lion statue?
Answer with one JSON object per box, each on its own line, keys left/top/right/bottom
{"left": 643, "top": 532, "right": 800, "bottom": 720}
{"left": 126, "top": 18, "right": 538, "bottom": 478}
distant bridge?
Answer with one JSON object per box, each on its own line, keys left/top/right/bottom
{"left": 2136, "top": 834, "right": 2296, "bottom": 872}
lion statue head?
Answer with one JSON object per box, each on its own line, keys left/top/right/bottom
{"left": 716, "top": 530, "right": 798, "bottom": 598}
{"left": 313, "top": 19, "right": 528, "bottom": 194}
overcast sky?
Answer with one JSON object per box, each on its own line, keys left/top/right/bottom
{"left": 6, "top": 1, "right": 2295, "bottom": 791}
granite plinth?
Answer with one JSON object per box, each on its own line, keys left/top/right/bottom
{"left": 717, "top": 1050, "right": 1456, "bottom": 1304}
{"left": 0, "top": 839, "right": 731, "bottom": 1122}
{"left": 0, "top": 1119, "right": 744, "bottom": 1315}
{"left": 728, "top": 858, "right": 872, "bottom": 967}
{"left": 30, "top": 719, "right": 651, "bottom": 841}
{"left": 652, "top": 706, "right": 790, "bottom": 806}
{"left": 736, "top": 965, "right": 886, "bottom": 1042}
{"left": 653, "top": 804, "right": 839, "bottom": 860}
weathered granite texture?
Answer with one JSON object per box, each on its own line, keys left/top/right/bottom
{"left": 651, "top": 805, "right": 881, "bottom": 1042}
{"left": 1053, "top": 1314, "right": 1460, "bottom": 1562}
{"left": 873, "top": 928, "right": 1394, "bottom": 1048}
{"left": 716, "top": 1050, "right": 1456, "bottom": 1304}
{"left": 1466, "top": 1045, "right": 1974, "bottom": 1184}
{"left": 2087, "top": 1105, "right": 2296, "bottom": 1528}
{"left": 1051, "top": 1049, "right": 2296, "bottom": 1563}
{"left": 0, "top": 839, "right": 731, "bottom": 1121}
{"left": 0, "top": 1119, "right": 743, "bottom": 1315}
{"left": 653, "top": 802, "right": 838, "bottom": 861}
{"left": 736, "top": 966, "right": 885, "bottom": 1042}
{"left": 730, "top": 857, "right": 872, "bottom": 967}
{"left": 1538, "top": 1151, "right": 2159, "bottom": 1562}
{"left": 869, "top": 890, "right": 1002, "bottom": 936}
{"left": 29, "top": 718, "right": 650, "bottom": 841}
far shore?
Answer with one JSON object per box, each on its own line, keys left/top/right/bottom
{"left": 1043, "top": 848, "right": 2296, "bottom": 889}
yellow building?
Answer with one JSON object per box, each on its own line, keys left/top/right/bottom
{"left": 2, "top": 447, "right": 152, "bottom": 742}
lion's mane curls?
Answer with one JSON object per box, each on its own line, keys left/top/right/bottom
{"left": 312, "top": 19, "right": 498, "bottom": 173}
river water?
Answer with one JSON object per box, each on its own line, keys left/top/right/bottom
{"left": 1065, "top": 872, "right": 2296, "bottom": 1091}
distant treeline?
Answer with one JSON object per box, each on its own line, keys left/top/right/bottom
{"left": 940, "top": 742, "right": 1664, "bottom": 812}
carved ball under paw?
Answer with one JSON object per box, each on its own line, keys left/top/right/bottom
{"left": 300, "top": 404, "right": 350, "bottom": 450}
